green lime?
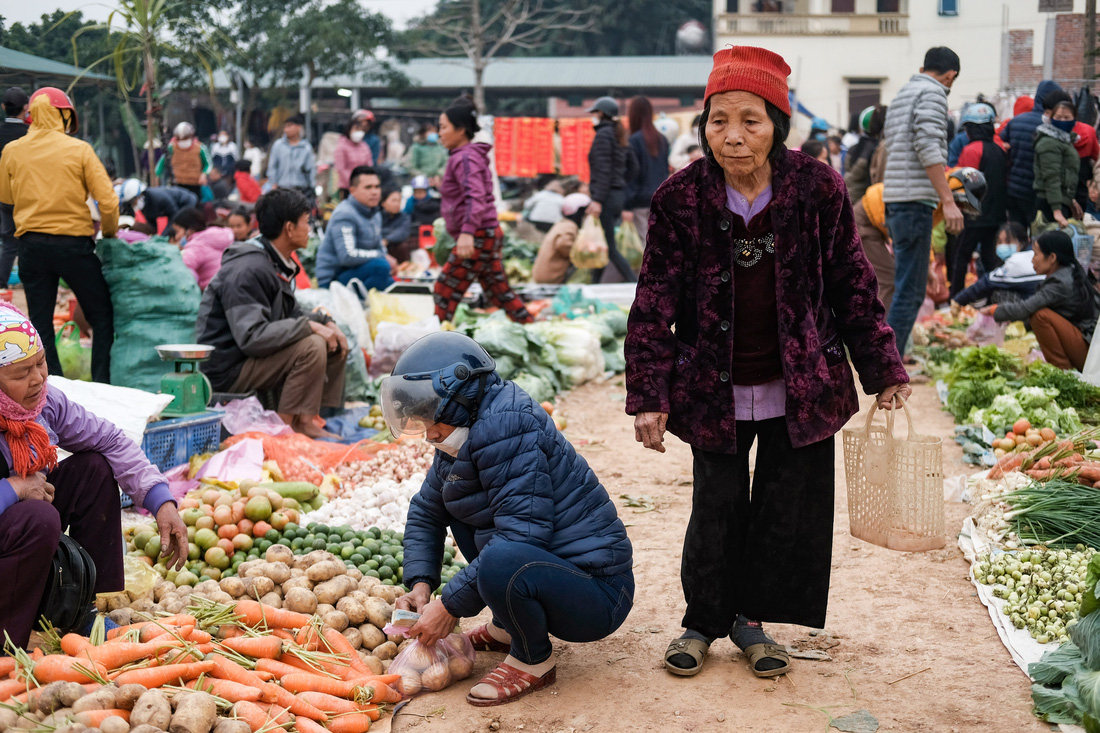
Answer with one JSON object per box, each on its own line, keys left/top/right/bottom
{"left": 379, "top": 544, "right": 392, "bottom": 556}
{"left": 368, "top": 527, "right": 381, "bottom": 540}
{"left": 341, "top": 531, "right": 355, "bottom": 543}
{"left": 366, "top": 559, "right": 379, "bottom": 570}
{"left": 377, "top": 565, "right": 394, "bottom": 580}
{"left": 383, "top": 556, "right": 399, "bottom": 570}
{"left": 381, "top": 578, "right": 394, "bottom": 585}
{"left": 278, "top": 538, "right": 292, "bottom": 548}
{"left": 357, "top": 563, "right": 371, "bottom": 574}
{"left": 396, "top": 567, "right": 403, "bottom": 581}
{"left": 307, "top": 522, "right": 320, "bottom": 533}
{"left": 340, "top": 545, "right": 355, "bottom": 560}
{"left": 258, "top": 539, "right": 273, "bottom": 552}
{"left": 312, "top": 539, "right": 327, "bottom": 550}
{"left": 282, "top": 529, "right": 297, "bottom": 541}
{"left": 350, "top": 553, "right": 366, "bottom": 565}
{"left": 265, "top": 529, "right": 280, "bottom": 543}
{"left": 248, "top": 547, "right": 261, "bottom": 558}
{"left": 350, "top": 537, "right": 362, "bottom": 547}
{"left": 291, "top": 538, "right": 305, "bottom": 550}
{"left": 284, "top": 522, "right": 299, "bottom": 534}
{"left": 396, "top": 552, "right": 403, "bottom": 564}
{"left": 326, "top": 543, "right": 342, "bottom": 555}
{"left": 366, "top": 569, "right": 380, "bottom": 578}
{"left": 364, "top": 540, "right": 380, "bottom": 554}
{"left": 393, "top": 532, "right": 404, "bottom": 543}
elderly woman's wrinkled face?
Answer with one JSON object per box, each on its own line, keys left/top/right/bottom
{"left": 0, "top": 351, "right": 47, "bottom": 410}
{"left": 705, "top": 91, "right": 774, "bottom": 180}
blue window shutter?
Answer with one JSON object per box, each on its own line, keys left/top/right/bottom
{"left": 939, "top": 0, "right": 958, "bottom": 16}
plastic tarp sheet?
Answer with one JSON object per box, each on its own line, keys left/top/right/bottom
{"left": 49, "top": 375, "right": 173, "bottom": 448}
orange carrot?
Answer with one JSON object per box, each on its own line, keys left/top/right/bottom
{"left": 280, "top": 673, "right": 365, "bottom": 699}
{"left": 361, "top": 680, "right": 403, "bottom": 704}
{"left": 186, "top": 677, "right": 263, "bottom": 702}
{"left": 234, "top": 599, "right": 311, "bottom": 630}
{"left": 271, "top": 629, "right": 295, "bottom": 642}
{"left": 218, "top": 636, "right": 283, "bottom": 659}
{"left": 185, "top": 628, "right": 213, "bottom": 644}
{"left": 73, "top": 709, "right": 130, "bottom": 727}
{"left": 253, "top": 670, "right": 275, "bottom": 682}
{"left": 261, "top": 682, "right": 328, "bottom": 721}
{"left": 281, "top": 651, "right": 346, "bottom": 677}
{"left": 254, "top": 658, "right": 308, "bottom": 679}
{"left": 85, "top": 637, "right": 187, "bottom": 669}
{"left": 209, "top": 655, "right": 278, "bottom": 702}
{"left": 33, "top": 655, "right": 108, "bottom": 683}
{"left": 295, "top": 691, "right": 364, "bottom": 715}
{"left": 30, "top": 649, "right": 43, "bottom": 661}
{"left": 0, "top": 677, "right": 30, "bottom": 701}
{"left": 295, "top": 625, "right": 321, "bottom": 650}
{"left": 347, "top": 673, "right": 403, "bottom": 688}
{"left": 219, "top": 625, "right": 247, "bottom": 640}
{"left": 294, "top": 717, "right": 330, "bottom": 733}
{"left": 60, "top": 633, "right": 90, "bottom": 657}
{"left": 113, "top": 660, "right": 213, "bottom": 688}
{"left": 232, "top": 700, "right": 276, "bottom": 732}
{"left": 255, "top": 703, "right": 292, "bottom": 725}
{"left": 326, "top": 713, "right": 375, "bottom": 732}
{"left": 322, "top": 629, "right": 370, "bottom": 678}
{"left": 157, "top": 613, "right": 200, "bottom": 628}
{"left": 0, "top": 657, "right": 16, "bottom": 677}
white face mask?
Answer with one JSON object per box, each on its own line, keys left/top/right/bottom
{"left": 591, "top": 116, "right": 602, "bottom": 128}
{"left": 996, "top": 244, "right": 1016, "bottom": 261}
{"left": 428, "top": 427, "right": 469, "bottom": 457}
{"left": 350, "top": 130, "right": 366, "bottom": 143}
{"left": 177, "top": 138, "right": 193, "bottom": 149}
{"left": 218, "top": 134, "right": 229, "bottom": 144}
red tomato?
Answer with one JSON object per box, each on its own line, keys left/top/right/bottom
{"left": 252, "top": 520, "right": 272, "bottom": 539}
{"left": 217, "top": 524, "right": 238, "bottom": 540}
{"left": 237, "top": 519, "right": 254, "bottom": 537}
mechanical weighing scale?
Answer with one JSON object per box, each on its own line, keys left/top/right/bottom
{"left": 155, "top": 344, "right": 214, "bottom": 417}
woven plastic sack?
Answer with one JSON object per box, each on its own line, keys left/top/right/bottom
{"left": 367, "top": 289, "right": 417, "bottom": 340}
{"left": 617, "top": 219, "right": 644, "bottom": 271}
{"left": 388, "top": 632, "right": 475, "bottom": 695}
{"left": 223, "top": 431, "right": 395, "bottom": 483}
{"left": 842, "top": 398, "right": 945, "bottom": 552}
{"left": 97, "top": 237, "right": 200, "bottom": 392}
{"left": 570, "top": 215, "right": 609, "bottom": 269}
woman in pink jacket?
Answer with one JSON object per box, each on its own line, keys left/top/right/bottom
{"left": 334, "top": 113, "right": 374, "bottom": 198}
{"left": 172, "top": 208, "right": 234, "bottom": 290}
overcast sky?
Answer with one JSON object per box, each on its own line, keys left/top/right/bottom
{"left": 3, "top": 0, "right": 440, "bottom": 29}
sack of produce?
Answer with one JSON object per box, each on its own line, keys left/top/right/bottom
{"left": 570, "top": 215, "right": 609, "bottom": 270}
{"left": 842, "top": 397, "right": 945, "bottom": 552}
{"left": 617, "top": 219, "right": 644, "bottom": 271}
{"left": 388, "top": 632, "right": 476, "bottom": 695}
{"left": 55, "top": 321, "right": 91, "bottom": 382}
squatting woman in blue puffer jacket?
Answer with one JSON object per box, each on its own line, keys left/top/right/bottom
{"left": 384, "top": 332, "right": 634, "bottom": 708}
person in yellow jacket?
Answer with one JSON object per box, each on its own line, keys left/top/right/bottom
{"left": 0, "top": 88, "right": 117, "bottom": 383}
{"left": 853, "top": 183, "right": 895, "bottom": 317}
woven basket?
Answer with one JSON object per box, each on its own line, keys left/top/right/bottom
{"left": 842, "top": 398, "right": 945, "bottom": 552}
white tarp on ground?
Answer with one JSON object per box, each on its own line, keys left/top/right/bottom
{"left": 49, "top": 375, "right": 173, "bottom": 447}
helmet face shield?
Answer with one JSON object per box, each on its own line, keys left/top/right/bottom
{"left": 381, "top": 374, "right": 443, "bottom": 438}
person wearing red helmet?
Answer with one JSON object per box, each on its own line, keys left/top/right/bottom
{"left": 0, "top": 87, "right": 118, "bottom": 383}
{"left": 354, "top": 109, "right": 381, "bottom": 165}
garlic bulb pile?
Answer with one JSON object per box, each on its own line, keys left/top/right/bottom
{"left": 301, "top": 474, "right": 424, "bottom": 532}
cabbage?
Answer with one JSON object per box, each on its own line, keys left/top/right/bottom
{"left": 594, "top": 308, "right": 628, "bottom": 338}
{"left": 512, "top": 372, "right": 556, "bottom": 404}
{"left": 528, "top": 320, "right": 605, "bottom": 386}
{"left": 968, "top": 391, "right": 1084, "bottom": 435}
{"left": 1031, "top": 643, "right": 1084, "bottom": 686}
{"left": 603, "top": 337, "right": 625, "bottom": 373}
{"left": 473, "top": 314, "right": 530, "bottom": 360}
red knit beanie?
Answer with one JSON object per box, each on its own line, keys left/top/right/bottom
{"left": 705, "top": 46, "right": 792, "bottom": 116}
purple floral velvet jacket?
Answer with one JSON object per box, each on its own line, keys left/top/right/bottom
{"left": 624, "top": 148, "right": 908, "bottom": 452}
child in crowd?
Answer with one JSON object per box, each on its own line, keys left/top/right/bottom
{"left": 953, "top": 222, "right": 1044, "bottom": 309}
{"left": 227, "top": 206, "right": 255, "bottom": 242}
{"left": 403, "top": 174, "right": 442, "bottom": 227}
{"left": 234, "top": 160, "right": 261, "bottom": 204}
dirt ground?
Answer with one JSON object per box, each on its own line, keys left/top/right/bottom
{"left": 392, "top": 378, "right": 1047, "bottom": 733}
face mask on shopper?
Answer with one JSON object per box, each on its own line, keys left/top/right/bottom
{"left": 427, "top": 427, "right": 469, "bottom": 457}
{"left": 426, "top": 132, "right": 440, "bottom": 144}
{"left": 591, "top": 116, "right": 602, "bottom": 128}
{"left": 218, "top": 134, "right": 229, "bottom": 144}
{"left": 1052, "top": 119, "right": 1076, "bottom": 134}
{"left": 996, "top": 244, "right": 1016, "bottom": 261}
{"left": 177, "top": 138, "right": 193, "bottom": 149}
{"left": 350, "top": 130, "right": 366, "bottom": 143}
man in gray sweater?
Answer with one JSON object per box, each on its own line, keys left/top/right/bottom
{"left": 881, "top": 47, "right": 965, "bottom": 355}
{"left": 266, "top": 114, "right": 316, "bottom": 198}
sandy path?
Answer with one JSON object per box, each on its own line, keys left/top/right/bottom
{"left": 392, "top": 380, "right": 1043, "bottom": 733}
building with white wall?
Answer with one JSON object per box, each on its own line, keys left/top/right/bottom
{"left": 713, "top": 0, "right": 1094, "bottom": 133}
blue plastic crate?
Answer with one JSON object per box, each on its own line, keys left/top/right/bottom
{"left": 140, "top": 410, "right": 225, "bottom": 473}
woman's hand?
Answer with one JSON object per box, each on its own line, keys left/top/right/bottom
{"left": 1072, "top": 200, "right": 1084, "bottom": 220}
{"left": 9, "top": 472, "right": 53, "bottom": 502}
{"left": 875, "top": 384, "right": 912, "bottom": 410}
{"left": 979, "top": 304, "right": 996, "bottom": 316}
{"left": 1055, "top": 210, "right": 1070, "bottom": 228}
{"left": 634, "top": 412, "right": 669, "bottom": 453}
{"left": 408, "top": 598, "right": 456, "bottom": 648}
{"left": 454, "top": 233, "right": 476, "bottom": 260}
{"left": 396, "top": 582, "right": 433, "bottom": 613}
{"left": 586, "top": 201, "right": 603, "bottom": 218}
{"left": 156, "top": 503, "right": 190, "bottom": 571}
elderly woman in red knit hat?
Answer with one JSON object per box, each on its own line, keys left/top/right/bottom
{"left": 625, "top": 46, "right": 911, "bottom": 678}
{"left": 0, "top": 303, "right": 189, "bottom": 648}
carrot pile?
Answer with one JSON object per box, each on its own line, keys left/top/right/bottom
{"left": 0, "top": 598, "right": 404, "bottom": 732}
{"left": 988, "top": 433, "right": 1100, "bottom": 487}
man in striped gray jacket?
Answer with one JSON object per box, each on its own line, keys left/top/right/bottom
{"left": 881, "top": 47, "right": 965, "bottom": 355}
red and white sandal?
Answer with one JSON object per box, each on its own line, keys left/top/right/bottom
{"left": 466, "top": 662, "right": 557, "bottom": 707}
{"left": 465, "top": 623, "right": 512, "bottom": 653}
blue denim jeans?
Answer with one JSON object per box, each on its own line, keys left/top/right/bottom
{"left": 885, "top": 202, "right": 935, "bottom": 355}
{"left": 334, "top": 257, "right": 393, "bottom": 293}
{"left": 452, "top": 524, "right": 634, "bottom": 664}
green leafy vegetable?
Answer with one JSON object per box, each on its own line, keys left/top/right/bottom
{"left": 1031, "top": 643, "right": 1084, "bottom": 686}
{"left": 968, "top": 390, "right": 1083, "bottom": 435}
{"left": 946, "top": 378, "right": 1008, "bottom": 423}
{"left": 1073, "top": 611, "right": 1100, "bottom": 671}
{"left": 945, "top": 345, "right": 1024, "bottom": 386}
{"left": 1031, "top": 679, "right": 1085, "bottom": 725}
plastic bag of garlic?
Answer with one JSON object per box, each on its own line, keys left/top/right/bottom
{"left": 301, "top": 474, "right": 425, "bottom": 532}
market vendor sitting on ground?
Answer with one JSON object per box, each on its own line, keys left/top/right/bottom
{"left": 983, "top": 230, "right": 1100, "bottom": 372}
{"left": 0, "top": 302, "right": 188, "bottom": 648}
{"left": 532, "top": 192, "right": 590, "bottom": 284}
{"left": 388, "top": 332, "right": 633, "bottom": 707}
{"left": 172, "top": 207, "right": 235, "bottom": 290}
{"left": 625, "top": 45, "right": 910, "bottom": 680}
{"left": 316, "top": 165, "right": 397, "bottom": 291}
{"left": 197, "top": 189, "right": 348, "bottom": 439}
{"left": 116, "top": 178, "right": 198, "bottom": 235}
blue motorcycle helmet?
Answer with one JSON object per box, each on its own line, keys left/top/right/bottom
{"left": 380, "top": 331, "right": 496, "bottom": 438}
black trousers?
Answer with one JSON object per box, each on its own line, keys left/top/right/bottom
{"left": 592, "top": 188, "right": 637, "bottom": 284}
{"left": 948, "top": 224, "right": 1000, "bottom": 300}
{"left": 0, "top": 203, "right": 17, "bottom": 288}
{"left": 18, "top": 233, "right": 114, "bottom": 383}
{"left": 1007, "top": 195, "right": 1037, "bottom": 232}
{"left": 683, "top": 418, "right": 835, "bottom": 638}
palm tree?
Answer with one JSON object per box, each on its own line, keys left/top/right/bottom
{"left": 73, "top": 0, "right": 223, "bottom": 185}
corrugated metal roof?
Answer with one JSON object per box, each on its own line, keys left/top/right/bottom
{"left": 0, "top": 46, "right": 114, "bottom": 82}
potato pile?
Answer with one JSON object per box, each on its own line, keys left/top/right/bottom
{"left": 109, "top": 547, "right": 408, "bottom": 670}
{"left": 0, "top": 685, "right": 240, "bottom": 733}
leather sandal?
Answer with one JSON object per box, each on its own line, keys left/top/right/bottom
{"left": 664, "top": 637, "right": 709, "bottom": 677}
{"left": 465, "top": 662, "right": 556, "bottom": 707}
{"left": 743, "top": 642, "right": 791, "bottom": 678}
{"left": 465, "top": 623, "right": 512, "bottom": 653}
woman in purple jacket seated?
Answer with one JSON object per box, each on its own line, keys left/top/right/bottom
{"left": 625, "top": 46, "right": 910, "bottom": 680}
{"left": 433, "top": 96, "right": 531, "bottom": 325}
{"left": 0, "top": 303, "right": 188, "bottom": 647}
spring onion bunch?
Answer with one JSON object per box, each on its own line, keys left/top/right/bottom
{"left": 1003, "top": 481, "right": 1100, "bottom": 549}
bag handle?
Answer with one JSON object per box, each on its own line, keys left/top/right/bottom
{"left": 55, "top": 321, "right": 81, "bottom": 346}
{"left": 862, "top": 395, "right": 914, "bottom": 441}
